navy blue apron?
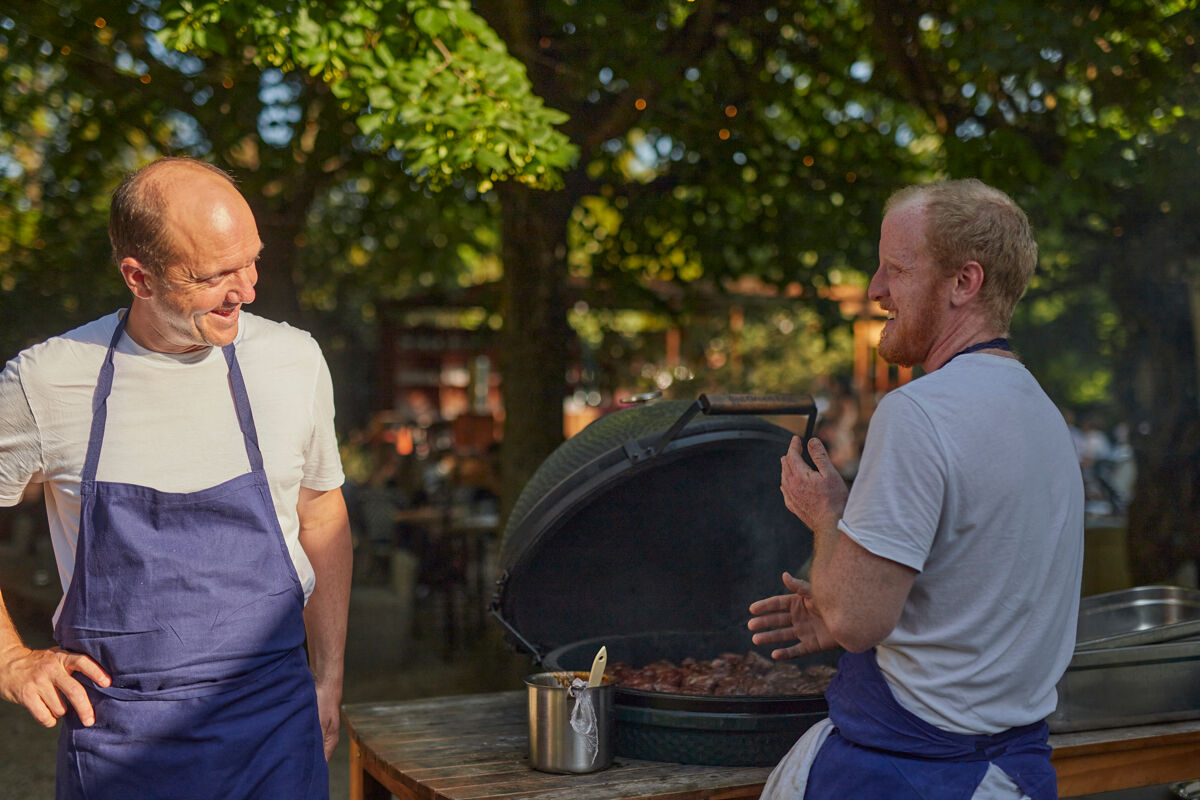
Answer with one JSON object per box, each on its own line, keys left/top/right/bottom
{"left": 53, "top": 314, "right": 328, "bottom": 800}
{"left": 805, "top": 650, "right": 1057, "bottom": 800}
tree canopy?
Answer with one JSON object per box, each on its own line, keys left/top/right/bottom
{"left": 2, "top": 0, "right": 1197, "bottom": 580}
{"left": 162, "top": 0, "right": 577, "bottom": 189}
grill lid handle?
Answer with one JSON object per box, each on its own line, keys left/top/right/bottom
{"left": 700, "top": 394, "right": 818, "bottom": 469}
{"left": 698, "top": 394, "right": 817, "bottom": 418}
{"left": 632, "top": 394, "right": 819, "bottom": 468}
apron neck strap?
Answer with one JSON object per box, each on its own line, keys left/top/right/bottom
{"left": 221, "top": 342, "right": 265, "bottom": 472}
{"left": 81, "top": 311, "right": 264, "bottom": 482}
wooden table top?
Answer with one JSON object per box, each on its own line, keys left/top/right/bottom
{"left": 344, "top": 691, "right": 772, "bottom": 800}
{"left": 342, "top": 691, "right": 1200, "bottom": 800}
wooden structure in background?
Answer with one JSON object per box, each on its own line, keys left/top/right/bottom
{"left": 374, "top": 279, "right": 910, "bottom": 451}
{"left": 376, "top": 321, "right": 502, "bottom": 452}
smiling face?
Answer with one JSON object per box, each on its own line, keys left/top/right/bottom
{"left": 122, "top": 166, "right": 262, "bottom": 353}
{"left": 868, "top": 199, "right": 954, "bottom": 368}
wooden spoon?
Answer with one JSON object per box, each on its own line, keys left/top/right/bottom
{"left": 587, "top": 646, "right": 607, "bottom": 688}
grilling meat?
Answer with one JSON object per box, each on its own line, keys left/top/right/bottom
{"left": 608, "top": 651, "right": 837, "bottom": 696}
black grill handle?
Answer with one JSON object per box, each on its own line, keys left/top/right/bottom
{"left": 638, "top": 394, "right": 819, "bottom": 469}
{"left": 700, "top": 394, "right": 818, "bottom": 469}
{"left": 698, "top": 393, "right": 816, "bottom": 418}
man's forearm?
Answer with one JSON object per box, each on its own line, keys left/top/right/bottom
{"left": 297, "top": 488, "right": 352, "bottom": 688}
{"left": 0, "top": 587, "right": 30, "bottom": 671}
{"left": 808, "top": 519, "right": 917, "bottom": 652}
{"left": 808, "top": 517, "right": 841, "bottom": 590}
{"left": 302, "top": 566, "right": 350, "bottom": 690}
{"left": 805, "top": 518, "right": 852, "bottom": 640}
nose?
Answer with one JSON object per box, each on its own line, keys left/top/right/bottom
{"left": 867, "top": 265, "right": 887, "bottom": 303}
{"left": 227, "top": 263, "right": 257, "bottom": 305}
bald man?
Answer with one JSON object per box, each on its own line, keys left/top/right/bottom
{"left": 0, "top": 158, "right": 351, "bottom": 799}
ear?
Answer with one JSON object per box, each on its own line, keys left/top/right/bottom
{"left": 118, "top": 257, "right": 155, "bottom": 300}
{"left": 950, "top": 260, "right": 984, "bottom": 307}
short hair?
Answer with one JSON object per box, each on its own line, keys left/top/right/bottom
{"left": 108, "top": 157, "right": 236, "bottom": 276}
{"left": 885, "top": 179, "right": 1038, "bottom": 328}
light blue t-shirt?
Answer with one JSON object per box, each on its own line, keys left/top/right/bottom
{"left": 839, "top": 353, "right": 1084, "bottom": 735}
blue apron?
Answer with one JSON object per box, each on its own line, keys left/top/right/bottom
{"left": 53, "top": 314, "right": 328, "bottom": 800}
{"left": 805, "top": 650, "right": 1057, "bottom": 800}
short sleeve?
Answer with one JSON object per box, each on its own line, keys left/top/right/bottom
{"left": 837, "top": 391, "right": 946, "bottom": 572}
{"left": 0, "top": 358, "right": 43, "bottom": 506}
{"left": 300, "top": 346, "right": 345, "bottom": 491}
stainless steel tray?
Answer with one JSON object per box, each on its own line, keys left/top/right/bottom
{"left": 1048, "top": 638, "right": 1200, "bottom": 733}
{"left": 1075, "top": 585, "right": 1200, "bottom": 650}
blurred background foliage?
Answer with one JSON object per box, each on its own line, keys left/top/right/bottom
{"left": 1, "top": 0, "right": 1197, "bottom": 580}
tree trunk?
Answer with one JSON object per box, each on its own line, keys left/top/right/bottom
{"left": 495, "top": 182, "right": 575, "bottom": 526}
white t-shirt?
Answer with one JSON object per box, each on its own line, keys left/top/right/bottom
{"left": 839, "top": 353, "right": 1084, "bottom": 735}
{"left": 0, "top": 311, "right": 345, "bottom": 621}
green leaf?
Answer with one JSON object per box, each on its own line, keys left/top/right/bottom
{"left": 358, "top": 112, "right": 385, "bottom": 135}
{"left": 366, "top": 85, "right": 396, "bottom": 109}
{"left": 414, "top": 8, "right": 448, "bottom": 36}
{"left": 475, "top": 149, "right": 508, "bottom": 172}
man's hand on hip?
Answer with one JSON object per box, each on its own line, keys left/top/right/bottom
{"left": 0, "top": 644, "right": 110, "bottom": 727}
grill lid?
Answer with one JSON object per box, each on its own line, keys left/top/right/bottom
{"left": 493, "top": 394, "right": 818, "bottom": 661}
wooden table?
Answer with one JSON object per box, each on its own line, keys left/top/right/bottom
{"left": 343, "top": 692, "right": 1200, "bottom": 800}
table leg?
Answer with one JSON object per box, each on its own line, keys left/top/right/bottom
{"left": 349, "top": 737, "right": 393, "bottom": 800}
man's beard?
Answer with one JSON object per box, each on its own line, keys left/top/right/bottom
{"left": 877, "top": 296, "right": 942, "bottom": 368}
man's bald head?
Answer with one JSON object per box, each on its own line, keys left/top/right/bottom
{"left": 108, "top": 157, "right": 241, "bottom": 277}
